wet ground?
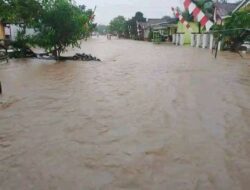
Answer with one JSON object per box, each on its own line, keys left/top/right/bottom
{"left": 0, "top": 37, "right": 250, "bottom": 190}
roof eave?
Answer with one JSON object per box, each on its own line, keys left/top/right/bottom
{"left": 222, "top": 15, "right": 231, "bottom": 19}
{"left": 233, "top": 0, "right": 248, "bottom": 13}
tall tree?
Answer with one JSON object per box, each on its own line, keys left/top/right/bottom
{"left": 0, "top": 0, "right": 95, "bottom": 59}
{"left": 162, "top": 15, "right": 172, "bottom": 20}
{"left": 109, "top": 16, "right": 126, "bottom": 37}
{"left": 0, "top": 0, "right": 42, "bottom": 25}
{"left": 28, "top": 0, "right": 92, "bottom": 58}
{"left": 181, "top": 9, "right": 194, "bottom": 22}
{"left": 127, "top": 12, "right": 146, "bottom": 39}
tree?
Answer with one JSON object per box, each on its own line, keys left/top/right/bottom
{"left": 28, "top": 0, "right": 92, "bottom": 58}
{"left": 162, "top": 15, "right": 172, "bottom": 20}
{"left": 0, "top": 0, "right": 94, "bottom": 59}
{"left": 188, "top": 0, "right": 215, "bottom": 33}
{"left": 134, "top": 12, "right": 147, "bottom": 22}
{"left": 181, "top": 9, "right": 194, "bottom": 22}
{"left": 222, "top": 10, "right": 250, "bottom": 51}
{"left": 0, "top": 0, "right": 42, "bottom": 25}
{"left": 109, "top": 16, "right": 126, "bottom": 37}
{"left": 127, "top": 12, "right": 146, "bottom": 39}
{"left": 123, "top": 21, "right": 130, "bottom": 38}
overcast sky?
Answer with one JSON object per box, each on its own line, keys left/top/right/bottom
{"left": 77, "top": 0, "right": 239, "bottom": 25}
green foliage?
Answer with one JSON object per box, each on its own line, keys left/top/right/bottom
{"left": 123, "top": 21, "right": 130, "bottom": 38}
{"left": 108, "top": 11, "right": 146, "bottom": 39}
{"left": 127, "top": 12, "right": 146, "bottom": 39}
{"left": 148, "top": 30, "right": 153, "bottom": 42}
{"left": 192, "top": 0, "right": 215, "bottom": 20}
{"left": 109, "top": 16, "right": 126, "bottom": 37}
{"left": 28, "top": 0, "right": 90, "bottom": 57}
{"left": 0, "top": 0, "right": 42, "bottom": 25}
{"left": 182, "top": 9, "right": 194, "bottom": 22}
{"left": 224, "top": 11, "right": 250, "bottom": 36}
{"left": 0, "top": 0, "right": 94, "bottom": 58}
{"left": 221, "top": 10, "right": 250, "bottom": 50}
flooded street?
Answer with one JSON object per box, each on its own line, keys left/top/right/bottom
{"left": 1, "top": 37, "right": 250, "bottom": 190}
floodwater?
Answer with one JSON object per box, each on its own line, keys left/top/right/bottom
{"left": 0, "top": 37, "right": 250, "bottom": 190}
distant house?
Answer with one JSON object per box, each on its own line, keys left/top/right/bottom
{"left": 137, "top": 18, "right": 178, "bottom": 41}
{"left": 0, "top": 21, "right": 35, "bottom": 41}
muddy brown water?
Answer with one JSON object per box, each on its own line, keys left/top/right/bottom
{"left": 0, "top": 37, "right": 250, "bottom": 190}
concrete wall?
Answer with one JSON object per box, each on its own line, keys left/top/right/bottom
{"left": 177, "top": 22, "right": 199, "bottom": 44}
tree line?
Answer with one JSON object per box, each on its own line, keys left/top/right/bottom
{"left": 108, "top": 12, "right": 146, "bottom": 40}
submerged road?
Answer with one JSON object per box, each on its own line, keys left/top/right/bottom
{"left": 0, "top": 37, "right": 250, "bottom": 190}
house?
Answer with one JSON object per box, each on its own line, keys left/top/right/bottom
{"left": 137, "top": 19, "right": 165, "bottom": 40}
{"left": 177, "top": 22, "right": 199, "bottom": 45}
{"left": 151, "top": 18, "right": 178, "bottom": 41}
{"left": 137, "top": 18, "right": 178, "bottom": 41}
{"left": 0, "top": 21, "right": 35, "bottom": 41}
{"left": 215, "top": 2, "right": 240, "bottom": 24}
{"left": 215, "top": 0, "right": 249, "bottom": 24}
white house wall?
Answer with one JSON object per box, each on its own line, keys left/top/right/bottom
{"left": 8, "top": 25, "right": 35, "bottom": 41}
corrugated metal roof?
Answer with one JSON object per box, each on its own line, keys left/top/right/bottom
{"left": 137, "top": 18, "right": 177, "bottom": 29}
{"left": 216, "top": 0, "right": 249, "bottom": 18}
{"left": 216, "top": 2, "right": 239, "bottom": 18}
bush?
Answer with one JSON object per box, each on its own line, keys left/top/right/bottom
{"left": 148, "top": 30, "right": 153, "bottom": 42}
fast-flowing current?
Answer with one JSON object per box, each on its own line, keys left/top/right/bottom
{"left": 1, "top": 37, "right": 250, "bottom": 190}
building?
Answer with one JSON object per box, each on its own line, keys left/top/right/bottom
{"left": 215, "top": 0, "right": 250, "bottom": 24}
{"left": 176, "top": 22, "right": 199, "bottom": 45}
{"left": 137, "top": 18, "right": 178, "bottom": 41}
{"left": 0, "top": 22, "right": 35, "bottom": 41}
